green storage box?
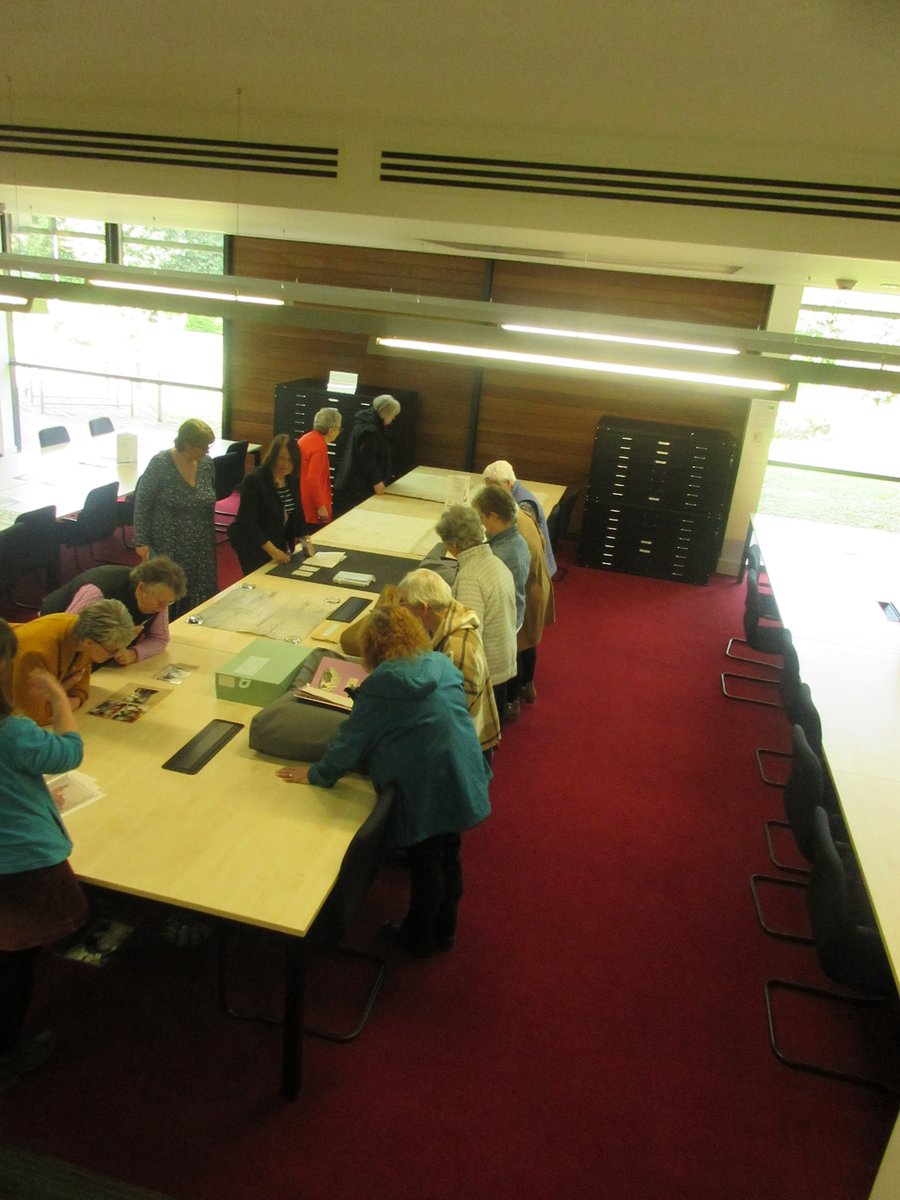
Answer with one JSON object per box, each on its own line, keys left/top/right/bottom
{"left": 215, "top": 639, "right": 312, "bottom": 707}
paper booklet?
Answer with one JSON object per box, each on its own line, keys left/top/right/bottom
{"left": 293, "top": 655, "right": 368, "bottom": 711}
{"left": 46, "top": 770, "right": 105, "bottom": 816}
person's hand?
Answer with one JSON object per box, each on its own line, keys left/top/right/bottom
{"left": 277, "top": 765, "right": 309, "bottom": 784}
{"left": 67, "top": 694, "right": 84, "bottom": 711}
{"left": 134, "top": 545, "right": 150, "bottom": 562}
{"left": 26, "top": 668, "right": 67, "bottom": 706}
{"left": 373, "top": 482, "right": 386, "bottom": 495}
{"left": 50, "top": 787, "right": 66, "bottom": 812}
{"left": 270, "top": 548, "right": 291, "bottom": 565}
{"left": 112, "top": 647, "right": 139, "bottom": 666}
{"left": 317, "top": 506, "right": 329, "bottom": 522}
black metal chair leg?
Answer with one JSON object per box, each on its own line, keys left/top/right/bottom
{"left": 765, "top": 979, "right": 900, "bottom": 1096}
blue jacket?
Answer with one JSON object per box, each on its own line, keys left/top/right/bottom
{"left": 0, "top": 717, "right": 84, "bottom": 874}
{"left": 308, "top": 652, "right": 491, "bottom": 847}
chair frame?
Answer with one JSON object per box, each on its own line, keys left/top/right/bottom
{"left": 764, "top": 979, "right": 900, "bottom": 1095}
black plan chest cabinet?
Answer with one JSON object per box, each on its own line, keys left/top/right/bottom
{"left": 578, "top": 417, "right": 737, "bottom": 585}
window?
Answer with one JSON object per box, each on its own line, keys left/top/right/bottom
{"left": 759, "top": 288, "right": 900, "bottom": 531}
{"left": 3, "top": 217, "right": 226, "bottom": 448}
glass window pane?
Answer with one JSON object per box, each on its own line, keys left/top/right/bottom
{"left": 121, "top": 225, "right": 224, "bottom": 274}
{"left": 760, "top": 287, "right": 900, "bottom": 531}
{"left": 10, "top": 214, "right": 106, "bottom": 264}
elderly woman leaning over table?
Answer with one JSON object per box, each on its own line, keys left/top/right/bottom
{"left": 7, "top": 600, "right": 135, "bottom": 724}
{"left": 38, "top": 557, "right": 187, "bottom": 666}
{"left": 278, "top": 606, "right": 491, "bottom": 958}
{"left": 397, "top": 567, "right": 501, "bottom": 762}
{"left": 133, "top": 418, "right": 217, "bottom": 615}
{"left": 434, "top": 504, "right": 517, "bottom": 721}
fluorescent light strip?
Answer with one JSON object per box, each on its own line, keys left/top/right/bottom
{"left": 376, "top": 338, "right": 787, "bottom": 392}
{"left": 88, "top": 279, "right": 285, "bottom": 306}
{"left": 0, "top": 293, "right": 30, "bottom": 306}
{"left": 502, "top": 322, "right": 740, "bottom": 356}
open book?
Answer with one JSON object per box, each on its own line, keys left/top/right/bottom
{"left": 293, "top": 655, "right": 368, "bottom": 711}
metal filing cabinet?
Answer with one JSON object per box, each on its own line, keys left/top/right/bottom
{"left": 578, "top": 417, "right": 737, "bottom": 584}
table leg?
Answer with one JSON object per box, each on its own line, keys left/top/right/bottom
{"left": 736, "top": 520, "right": 753, "bottom": 583}
{"left": 281, "top": 937, "right": 305, "bottom": 1099}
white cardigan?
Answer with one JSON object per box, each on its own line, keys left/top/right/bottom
{"left": 451, "top": 543, "right": 517, "bottom": 685}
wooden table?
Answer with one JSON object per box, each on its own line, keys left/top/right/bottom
{"left": 169, "top": 566, "right": 379, "bottom": 653}
{"left": 387, "top": 464, "right": 566, "bottom": 517}
{"left": 66, "top": 635, "right": 374, "bottom": 1097}
{"left": 0, "top": 430, "right": 259, "bottom": 530}
{"left": 311, "top": 493, "right": 443, "bottom": 559}
{"left": 750, "top": 515, "right": 900, "bottom": 1200}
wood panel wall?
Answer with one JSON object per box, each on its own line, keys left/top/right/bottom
{"left": 226, "top": 239, "right": 772, "bottom": 533}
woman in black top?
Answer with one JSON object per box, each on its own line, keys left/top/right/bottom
{"left": 333, "top": 394, "right": 400, "bottom": 516}
{"left": 228, "top": 435, "right": 309, "bottom": 574}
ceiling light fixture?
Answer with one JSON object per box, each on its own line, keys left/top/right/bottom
{"left": 501, "top": 322, "right": 740, "bottom": 356}
{"left": 375, "top": 337, "right": 788, "bottom": 392}
{"left": 88, "top": 279, "right": 285, "bottom": 306}
{"left": 0, "top": 291, "right": 30, "bottom": 307}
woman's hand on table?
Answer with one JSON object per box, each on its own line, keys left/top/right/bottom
{"left": 112, "top": 646, "right": 139, "bottom": 666}
{"left": 277, "top": 765, "right": 310, "bottom": 784}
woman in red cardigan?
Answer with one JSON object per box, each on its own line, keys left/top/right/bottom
{"left": 297, "top": 407, "right": 342, "bottom": 528}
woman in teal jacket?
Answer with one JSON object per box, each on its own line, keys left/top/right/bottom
{"left": 0, "top": 619, "right": 87, "bottom": 1087}
{"left": 278, "top": 606, "right": 491, "bottom": 956}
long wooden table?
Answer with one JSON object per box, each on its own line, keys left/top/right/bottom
{"left": 311, "top": 492, "right": 445, "bottom": 559}
{"left": 66, "top": 633, "right": 374, "bottom": 1098}
{"left": 56, "top": 464, "right": 563, "bottom": 1097}
{"left": 750, "top": 514, "right": 900, "bottom": 1199}
{"left": 387, "top": 464, "right": 566, "bottom": 517}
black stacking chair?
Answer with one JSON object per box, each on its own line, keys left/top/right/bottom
{"left": 721, "top": 570, "right": 788, "bottom": 707}
{"left": 761, "top": 724, "right": 824, "bottom": 876}
{"left": 217, "top": 785, "right": 395, "bottom": 1046}
{"left": 213, "top": 450, "right": 247, "bottom": 538}
{"left": 57, "top": 480, "right": 120, "bottom": 568}
{"left": 14, "top": 504, "right": 61, "bottom": 593}
{"left": 764, "top": 807, "right": 899, "bottom": 1095}
{"left": 0, "top": 506, "right": 60, "bottom": 609}
{"left": 38, "top": 425, "right": 70, "bottom": 448}
{"left": 546, "top": 487, "right": 580, "bottom": 581}
{"left": 116, "top": 481, "right": 138, "bottom": 548}
{"left": 89, "top": 416, "right": 115, "bottom": 436}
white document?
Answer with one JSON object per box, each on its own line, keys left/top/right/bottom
{"left": 305, "top": 551, "right": 347, "bottom": 568}
{"left": 47, "top": 770, "right": 105, "bottom": 816}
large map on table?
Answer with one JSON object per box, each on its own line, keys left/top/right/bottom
{"left": 192, "top": 587, "right": 329, "bottom": 641}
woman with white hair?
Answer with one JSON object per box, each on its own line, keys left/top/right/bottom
{"left": 9, "top": 600, "right": 135, "bottom": 724}
{"left": 298, "top": 406, "right": 342, "bottom": 526}
{"left": 398, "top": 567, "right": 501, "bottom": 758}
{"left": 333, "top": 394, "right": 400, "bottom": 515}
{"left": 482, "top": 459, "right": 557, "bottom": 578}
{"left": 434, "top": 505, "right": 517, "bottom": 719}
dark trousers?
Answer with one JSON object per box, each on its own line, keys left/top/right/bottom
{"left": 0, "top": 948, "right": 39, "bottom": 1054}
{"left": 517, "top": 646, "right": 537, "bottom": 685}
{"left": 404, "top": 833, "right": 463, "bottom": 953}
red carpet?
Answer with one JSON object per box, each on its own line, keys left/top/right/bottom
{"left": 1, "top": 541, "right": 897, "bottom": 1199}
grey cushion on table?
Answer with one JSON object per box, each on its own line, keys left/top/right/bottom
{"left": 248, "top": 647, "right": 356, "bottom": 761}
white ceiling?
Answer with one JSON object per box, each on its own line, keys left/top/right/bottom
{"left": 4, "top": 0, "right": 900, "bottom": 296}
